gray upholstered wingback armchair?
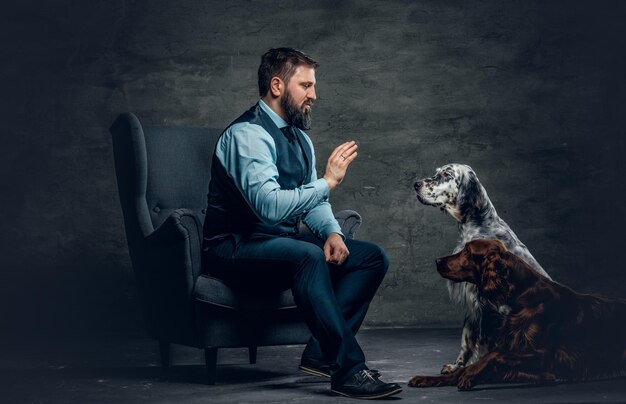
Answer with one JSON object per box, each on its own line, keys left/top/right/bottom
{"left": 110, "top": 112, "right": 362, "bottom": 384}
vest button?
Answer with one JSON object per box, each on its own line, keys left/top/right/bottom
{"left": 153, "top": 206, "right": 160, "bottom": 213}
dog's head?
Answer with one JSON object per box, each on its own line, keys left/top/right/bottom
{"left": 413, "top": 163, "right": 485, "bottom": 222}
{"left": 436, "top": 239, "right": 516, "bottom": 305}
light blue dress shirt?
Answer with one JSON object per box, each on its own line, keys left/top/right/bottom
{"left": 214, "top": 99, "right": 343, "bottom": 239}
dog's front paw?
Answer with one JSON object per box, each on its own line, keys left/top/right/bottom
{"left": 409, "top": 375, "right": 454, "bottom": 388}
{"left": 441, "top": 362, "right": 462, "bottom": 374}
{"left": 457, "top": 375, "right": 475, "bottom": 391}
{"left": 408, "top": 375, "right": 428, "bottom": 387}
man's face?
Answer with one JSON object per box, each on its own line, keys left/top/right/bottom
{"left": 281, "top": 65, "right": 316, "bottom": 130}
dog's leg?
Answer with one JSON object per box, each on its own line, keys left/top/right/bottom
{"left": 455, "top": 351, "right": 550, "bottom": 391}
{"left": 409, "top": 368, "right": 464, "bottom": 388}
{"left": 410, "top": 352, "right": 552, "bottom": 390}
{"left": 441, "top": 317, "right": 478, "bottom": 374}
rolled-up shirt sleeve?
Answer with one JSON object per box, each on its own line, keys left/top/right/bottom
{"left": 303, "top": 201, "right": 343, "bottom": 239}
{"left": 216, "top": 122, "right": 334, "bottom": 228}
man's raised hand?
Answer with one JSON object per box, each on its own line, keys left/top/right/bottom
{"left": 323, "top": 140, "right": 358, "bottom": 191}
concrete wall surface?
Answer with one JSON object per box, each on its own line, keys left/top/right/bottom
{"left": 1, "top": 0, "right": 625, "bottom": 340}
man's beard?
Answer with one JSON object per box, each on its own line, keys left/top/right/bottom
{"left": 281, "top": 90, "right": 312, "bottom": 130}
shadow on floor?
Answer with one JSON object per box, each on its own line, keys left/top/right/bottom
{"left": 1, "top": 328, "right": 625, "bottom": 404}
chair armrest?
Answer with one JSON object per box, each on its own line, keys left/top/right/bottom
{"left": 335, "top": 209, "right": 362, "bottom": 240}
{"left": 146, "top": 208, "right": 202, "bottom": 246}
{"left": 144, "top": 208, "right": 204, "bottom": 282}
{"left": 135, "top": 208, "right": 204, "bottom": 344}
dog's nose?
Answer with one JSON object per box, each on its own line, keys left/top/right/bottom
{"left": 435, "top": 258, "right": 442, "bottom": 266}
{"left": 414, "top": 181, "right": 422, "bottom": 191}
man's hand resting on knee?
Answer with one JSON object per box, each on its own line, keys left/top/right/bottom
{"left": 324, "top": 233, "right": 349, "bottom": 265}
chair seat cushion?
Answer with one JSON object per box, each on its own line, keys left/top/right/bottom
{"left": 193, "top": 274, "right": 298, "bottom": 311}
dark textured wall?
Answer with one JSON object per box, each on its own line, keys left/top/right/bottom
{"left": 2, "top": 0, "right": 625, "bottom": 340}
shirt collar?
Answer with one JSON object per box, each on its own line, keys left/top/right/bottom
{"left": 258, "top": 99, "right": 289, "bottom": 129}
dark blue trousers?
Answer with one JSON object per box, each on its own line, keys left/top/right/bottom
{"left": 204, "top": 232, "right": 389, "bottom": 385}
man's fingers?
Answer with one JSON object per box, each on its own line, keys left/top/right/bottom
{"left": 340, "top": 141, "right": 358, "bottom": 157}
{"left": 329, "top": 141, "right": 352, "bottom": 159}
{"left": 337, "top": 147, "right": 357, "bottom": 162}
{"left": 331, "top": 141, "right": 357, "bottom": 160}
{"left": 342, "top": 143, "right": 358, "bottom": 155}
{"left": 343, "top": 151, "right": 358, "bottom": 165}
{"left": 334, "top": 143, "right": 358, "bottom": 165}
{"left": 324, "top": 245, "right": 350, "bottom": 265}
{"left": 331, "top": 246, "right": 350, "bottom": 265}
{"left": 340, "top": 145, "right": 358, "bottom": 161}
{"left": 324, "top": 243, "right": 332, "bottom": 261}
{"left": 336, "top": 150, "right": 358, "bottom": 168}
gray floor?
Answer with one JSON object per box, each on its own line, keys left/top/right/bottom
{"left": 2, "top": 328, "right": 625, "bottom": 403}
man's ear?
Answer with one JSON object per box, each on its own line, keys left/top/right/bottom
{"left": 269, "top": 77, "right": 283, "bottom": 97}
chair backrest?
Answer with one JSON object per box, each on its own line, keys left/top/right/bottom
{"left": 111, "top": 113, "right": 221, "bottom": 241}
{"left": 143, "top": 125, "right": 219, "bottom": 230}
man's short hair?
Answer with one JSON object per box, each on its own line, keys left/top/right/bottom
{"left": 258, "top": 47, "right": 319, "bottom": 97}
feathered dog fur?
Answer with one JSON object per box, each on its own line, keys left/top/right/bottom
{"left": 409, "top": 240, "right": 626, "bottom": 391}
{"left": 414, "top": 163, "right": 551, "bottom": 373}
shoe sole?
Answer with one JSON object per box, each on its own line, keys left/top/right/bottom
{"left": 330, "top": 386, "right": 403, "bottom": 399}
{"left": 299, "top": 365, "right": 331, "bottom": 378}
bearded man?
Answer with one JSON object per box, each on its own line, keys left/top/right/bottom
{"left": 202, "top": 48, "right": 401, "bottom": 399}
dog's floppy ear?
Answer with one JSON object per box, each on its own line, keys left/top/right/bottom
{"left": 479, "top": 252, "right": 511, "bottom": 304}
{"left": 492, "top": 239, "right": 508, "bottom": 252}
{"left": 457, "top": 167, "right": 486, "bottom": 219}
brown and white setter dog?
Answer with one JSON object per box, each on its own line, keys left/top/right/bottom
{"left": 409, "top": 239, "right": 626, "bottom": 390}
{"left": 414, "top": 163, "right": 552, "bottom": 374}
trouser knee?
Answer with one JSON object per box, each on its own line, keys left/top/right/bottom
{"left": 292, "top": 247, "right": 331, "bottom": 298}
{"left": 365, "top": 243, "right": 389, "bottom": 280}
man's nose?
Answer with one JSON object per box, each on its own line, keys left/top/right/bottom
{"left": 308, "top": 87, "right": 317, "bottom": 101}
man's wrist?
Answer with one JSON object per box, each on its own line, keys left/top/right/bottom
{"left": 323, "top": 176, "right": 338, "bottom": 191}
{"left": 326, "top": 232, "right": 345, "bottom": 241}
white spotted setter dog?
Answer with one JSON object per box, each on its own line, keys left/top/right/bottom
{"left": 414, "top": 163, "right": 551, "bottom": 374}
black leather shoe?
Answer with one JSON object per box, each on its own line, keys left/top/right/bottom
{"left": 331, "top": 369, "right": 402, "bottom": 399}
{"left": 300, "top": 358, "right": 382, "bottom": 379}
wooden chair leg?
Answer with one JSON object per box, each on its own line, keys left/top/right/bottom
{"left": 205, "top": 347, "right": 218, "bottom": 385}
{"left": 248, "top": 346, "right": 258, "bottom": 364}
{"left": 159, "top": 340, "right": 170, "bottom": 370}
